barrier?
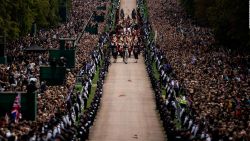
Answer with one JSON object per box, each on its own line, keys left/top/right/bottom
{"left": 0, "top": 56, "right": 7, "bottom": 64}
{"left": 97, "top": 6, "right": 106, "bottom": 10}
{"left": 49, "top": 49, "right": 75, "bottom": 68}
{"left": 40, "top": 66, "right": 66, "bottom": 85}
{"left": 94, "top": 15, "right": 105, "bottom": 22}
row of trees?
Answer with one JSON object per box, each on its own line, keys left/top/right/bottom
{"left": 180, "top": 0, "right": 249, "bottom": 49}
{"left": 0, "top": 0, "right": 70, "bottom": 40}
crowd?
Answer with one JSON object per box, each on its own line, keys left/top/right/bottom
{"left": 0, "top": 52, "right": 48, "bottom": 92}
{"left": 0, "top": 49, "right": 110, "bottom": 140}
{"left": 0, "top": 0, "right": 113, "bottom": 140}
{"left": 140, "top": 0, "right": 250, "bottom": 140}
{"left": 0, "top": 0, "right": 107, "bottom": 92}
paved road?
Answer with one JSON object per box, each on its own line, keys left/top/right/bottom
{"left": 120, "top": 0, "right": 137, "bottom": 17}
{"left": 88, "top": 0, "right": 165, "bottom": 140}
{"left": 88, "top": 56, "right": 166, "bottom": 141}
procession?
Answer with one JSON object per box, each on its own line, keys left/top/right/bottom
{"left": 0, "top": 0, "right": 248, "bottom": 140}
{"left": 109, "top": 8, "right": 141, "bottom": 64}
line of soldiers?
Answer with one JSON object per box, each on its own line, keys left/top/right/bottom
{"left": 42, "top": 48, "right": 110, "bottom": 141}
{"left": 110, "top": 9, "right": 142, "bottom": 63}
{"left": 142, "top": 14, "right": 211, "bottom": 141}
{"left": 136, "top": 5, "right": 185, "bottom": 140}
{"left": 145, "top": 42, "right": 189, "bottom": 141}
{"left": 76, "top": 54, "right": 110, "bottom": 141}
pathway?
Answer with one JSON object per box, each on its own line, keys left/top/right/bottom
{"left": 120, "top": 0, "right": 137, "bottom": 17}
{"left": 88, "top": 57, "right": 166, "bottom": 141}
{"left": 88, "top": 0, "right": 166, "bottom": 140}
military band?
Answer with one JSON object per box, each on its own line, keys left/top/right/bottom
{"left": 110, "top": 9, "right": 142, "bottom": 64}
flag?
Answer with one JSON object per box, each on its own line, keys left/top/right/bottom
{"left": 11, "top": 93, "right": 21, "bottom": 123}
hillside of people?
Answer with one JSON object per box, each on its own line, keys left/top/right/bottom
{"left": 0, "top": 0, "right": 113, "bottom": 140}
{"left": 144, "top": 0, "right": 249, "bottom": 140}
{"left": 0, "top": 0, "right": 249, "bottom": 140}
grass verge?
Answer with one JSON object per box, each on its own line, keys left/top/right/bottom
{"left": 86, "top": 67, "right": 100, "bottom": 109}
{"left": 86, "top": 59, "right": 104, "bottom": 109}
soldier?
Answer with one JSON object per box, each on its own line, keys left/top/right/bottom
{"left": 110, "top": 36, "right": 118, "bottom": 63}
{"left": 133, "top": 42, "right": 140, "bottom": 63}
{"left": 120, "top": 9, "right": 124, "bottom": 20}
{"left": 132, "top": 9, "right": 137, "bottom": 20}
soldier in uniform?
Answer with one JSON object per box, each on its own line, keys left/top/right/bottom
{"left": 123, "top": 42, "right": 128, "bottom": 64}
{"left": 110, "top": 39, "right": 118, "bottom": 63}
{"left": 132, "top": 9, "right": 137, "bottom": 20}
{"left": 120, "top": 9, "right": 124, "bottom": 20}
{"left": 118, "top": 36, "right": 124, "bottom": 58}
{"left": 133, "top": 42, "right": 140, "bottom": 63}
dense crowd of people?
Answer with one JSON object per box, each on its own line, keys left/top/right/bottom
{"left": 0, "top": 0, "right": 106, "bottom": 92}
{"left": 0, "top": 0, "right": 249, "bottom": 140}
{"left": 0, "top": 0, "right": 114, "bottom": 140}
{"left": 0, "top": 51, "right": 110, "bottom": 140}
{"left": 140, "top": 0, "right": 250, "bottom": 140}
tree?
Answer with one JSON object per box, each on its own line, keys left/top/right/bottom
{"left": 0, "top": 0, "right": 63, "bottom": 40}
{"left": 32, "top": 0, "right": 50, "bottom": 27}
{"left": 180, "top": 0, "right": 249, "bottom": 49}
{"left": 180, "top": 0, "right": 195, "bottom": 16}
{"left": 48, "top": 0, "right": 60, "bottom": 26}
{"left": 208, "top": 0, "right": 249, "bottom": 48}
{"left": 0, "top": 0, "right": 20, "bottom": 38}
{"left": 18, "top": 0, "right": 35, "bottom": 36}
{"left": 194, "top": 0, "right": 215, "bottom": 25}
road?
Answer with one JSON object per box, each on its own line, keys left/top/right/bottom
{"left": 120, "top": 0, "right": 137, "bottom": 17}
{"left": 88, "top": 56, "right": 166, "bottom": 141}
{"left": 88, "top": 0, "right": 166, "bottom": 140}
